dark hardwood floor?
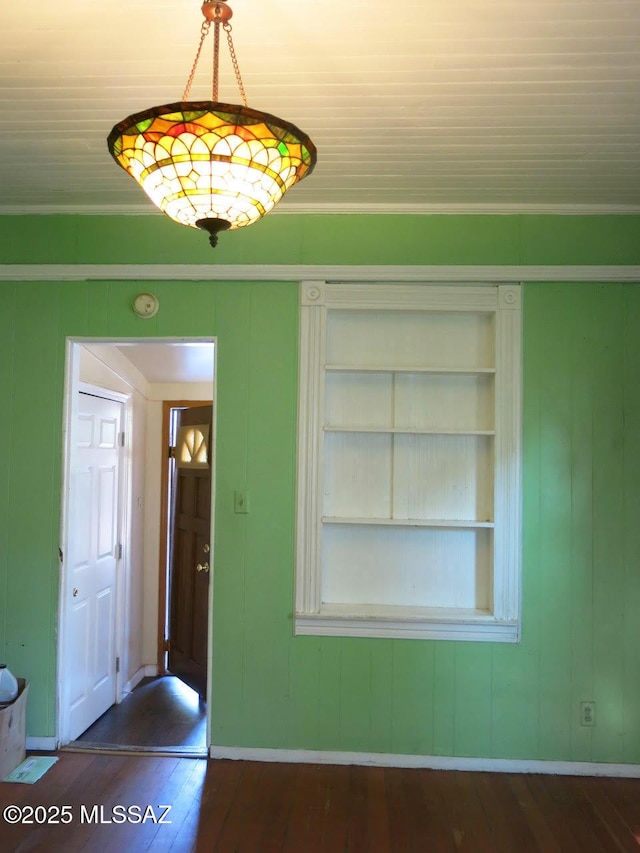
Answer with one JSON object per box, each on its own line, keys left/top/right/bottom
{"left": 1, "top": 753, "right": 640, "bottom": 852}
{"left": 74, "top": 676, "right": 206, "bottom": 750}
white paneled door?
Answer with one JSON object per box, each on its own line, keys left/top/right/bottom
{"left": 65, "top": 392, "right": 122, "bottom": 741}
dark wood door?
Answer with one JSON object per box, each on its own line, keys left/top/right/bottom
{"left": 168, "top": 405, "right": 212, "bottom": 698}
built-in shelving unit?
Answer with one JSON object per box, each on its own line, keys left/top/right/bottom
{"left": 295, "top": 283, "right": 522, "bottom": 642}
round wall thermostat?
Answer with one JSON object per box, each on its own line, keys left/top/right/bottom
{"left": 133, "top": 292, "right": 159, "bottom": 318}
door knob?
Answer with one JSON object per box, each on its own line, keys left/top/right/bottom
{"left": 196, "top": 562, "right": 210, "bottom": 573}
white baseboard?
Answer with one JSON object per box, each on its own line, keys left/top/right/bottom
{"left": 122, "top": 665, "right": 158, "bottom": 696}
{"left": 122, "top": 667, "right": 145, "bottom": 695}
{"left": 209, "top": 746, "right": 640, "bottom": 779}
{"left": 26, "top": 737, "right": 58, "bottom": 751}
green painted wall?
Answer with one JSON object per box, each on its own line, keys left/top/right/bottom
{"left": 2, "top": 212, "right": 640, "bottom": 265}
{"left": 1, "top": 214, "right": 639, "bottom": 764}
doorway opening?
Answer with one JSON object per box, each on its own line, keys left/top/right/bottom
{"left": 159, "top": 402, "right": 213, "bottom": 695}
{"left": 58, "top": 338, "right": 216, "bottom": 756}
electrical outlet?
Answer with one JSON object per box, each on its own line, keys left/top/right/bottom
{"left": 581, "top": 701, "right": 596, "bottom": 727}
{"left": 234, "top": 490, "right": 249, "bottom": 514}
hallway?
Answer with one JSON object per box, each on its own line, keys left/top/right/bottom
{"left": 73, "top": 676, "right": 206, "bottom": 753}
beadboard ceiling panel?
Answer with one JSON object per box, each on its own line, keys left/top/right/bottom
{"left": 1, "top": 0, "right": 640, "bottom": 213}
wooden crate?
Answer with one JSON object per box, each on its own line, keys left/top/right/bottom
{"left": 0, "top": 679, "right": 29, "bottom": 779}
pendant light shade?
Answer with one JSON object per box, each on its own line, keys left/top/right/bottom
{"left": 108, "top": 101, "right": 316, "bottom": 245}
{"left": 107, "top": 1, "right": 317, "bottom": 247}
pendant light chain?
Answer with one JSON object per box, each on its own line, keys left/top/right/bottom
{"left": 183, "top": 20, "right": 211, "bottom": 101}
{"left": 223, "top": 22, "right": 248, "bottom": 107}
{"left": 212, "top": 20, "right": 221, "bottom": 100}
{"left": 182, "top": 15, "right": 246, "bottom": 105}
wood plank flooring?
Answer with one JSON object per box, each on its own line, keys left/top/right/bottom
{"left": 1, "top": 753, "right": 640, "bottom": 852}
{"left": 75, "top": 676, "right": 206, "bottom": 749}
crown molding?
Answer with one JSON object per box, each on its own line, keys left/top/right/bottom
{"left": 1, "top": 264, "right": 639, "bottom": 282}
{"left": 1, "top": 203, "right": 640, "bottom": 216}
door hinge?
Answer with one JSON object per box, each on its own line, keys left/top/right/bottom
{"left": 118, "top": 431, "right": 125, "bottom": 448}
{"left": 168, "top": 445, "right": 175, "bottom": 459}
{"left": 116, "top": 543, "right": 123, "bottom": 560}
{"left": 163, "top": 639, "right": 170, "bottom": 653}
{"left": 116, "top": 656, "right": 120, "bottom": 674}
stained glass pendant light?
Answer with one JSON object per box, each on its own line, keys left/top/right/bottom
{"left": 107, "top": 0, "right": 317, "bottom": 247}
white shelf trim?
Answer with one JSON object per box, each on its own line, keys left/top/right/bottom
{"left": 324, "top": 426, "right": 495, "bottom": 436}
{"left": 295, "top": 612, "right": 518, "bottom": 642}
{"left": 322, "top": 516, "right": 495, "bottom": 528}
{"left": 325, "top": 365, "right": 496, "bottom": 374}
{"left": 295, "top": 286, "right": 326, "bottom": 615}
{"left": 494, "top": 285, "right": 523, "bottom": 623}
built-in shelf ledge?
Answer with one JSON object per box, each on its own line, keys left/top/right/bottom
{"left": 325, "top": 365, "right": 496, "bottom": 375}
{"left": 322, "top": 516, "right": 495, "bottom": 528}
{"left": 295, "top": 607, "right": 518, "bottom": 642}
{"left": 323, "top": 426, "right": 495, "bottom": 435}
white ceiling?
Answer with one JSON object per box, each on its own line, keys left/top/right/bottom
{"left": 2, "top": 0, "right": 640, "bottom": 214}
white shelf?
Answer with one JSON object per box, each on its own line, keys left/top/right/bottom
{"left": 324, "top": 426, "right": 495, "bottom": 435}
{"left": 325, "top": 365, "right": 496, "bottom": 375}
{"left": 322, "top": 516, "right": 495, "bottom": 529}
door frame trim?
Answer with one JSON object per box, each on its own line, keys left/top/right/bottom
{"left": 158, "top": 399, "right": 213, "bottom": 675}
{"left": 58, "top": 346, "right": 131, "bottom": 745}
{"left": 59, "top": 335, "right": 217, "bottom": 750}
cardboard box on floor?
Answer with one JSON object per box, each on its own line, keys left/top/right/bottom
{"left": 0, "top": 679, "right": 29, "bottom": 780}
